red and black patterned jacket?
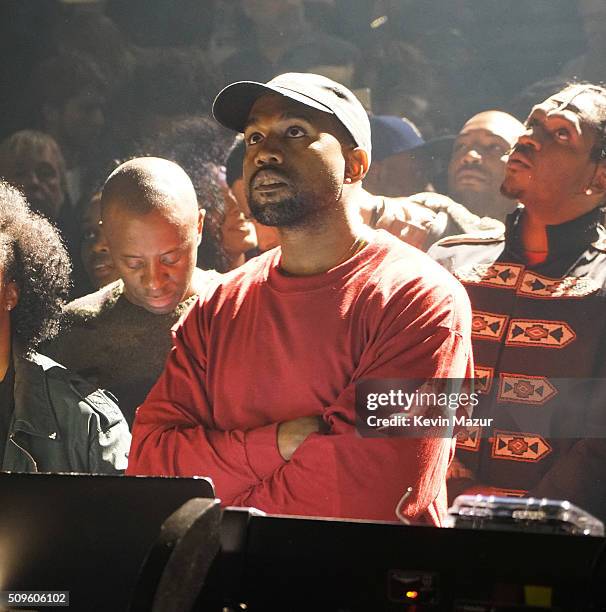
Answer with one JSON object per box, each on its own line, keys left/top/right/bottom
{"left": 429, "top": 205, "right": 606, "bottom": 520}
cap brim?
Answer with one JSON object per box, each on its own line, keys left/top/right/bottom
{"left": 212, "top": 80, "right": 335, "bottom": 133}
{"left": 413, "top": 135, "right": 455, "bottom": 161}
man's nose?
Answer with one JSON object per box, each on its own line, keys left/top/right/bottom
{"left": 142, "top": 262, "right": 165, "bottom": 291}
{"left": 91, "top": 232, "right": 110, "bottom": 254}
{"left": 225, "top": 190, "right": 245, "bottom": 218}
{"left": 517, "top": 128, "right": 542, "bottom": 152}
{"left": 461, "top": 148, "right": 482, "bottom": 165}
{"left": 254, "top": 135, "right": 284, "bottom": 167}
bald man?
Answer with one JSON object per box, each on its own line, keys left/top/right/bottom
{"left": 44, "top": 157, "right": 219, "bottom": 425}
{"left": 447, "top": 111, "right": 525, "bottom": 221}
{"left": 400, "top": 111, "right": 524, "bottom": 248}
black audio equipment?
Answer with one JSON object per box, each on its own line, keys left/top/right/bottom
{"left": 195, "top": 509, "right": 605, "bottom": 611}
{"left": 1, "top": 474, "right": 604, "bottom": 611}
{"left": 0, "top": 473, "right": 213, "bottom": 611}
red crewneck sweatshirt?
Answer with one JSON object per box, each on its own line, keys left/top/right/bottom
{"left": 127, "top": 230, "right": 473, "bottom": 524}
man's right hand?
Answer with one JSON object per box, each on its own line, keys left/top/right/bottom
{"left": 278, "top": 416, "right": 326, "bottom": 461}
{"left": 367, "top": 195, "right": 451, "bottom": 250}
{"left": 405, "top": 191, "right": 459, "bottom": 213}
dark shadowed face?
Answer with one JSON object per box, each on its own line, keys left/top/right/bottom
{"left": 502, "top": 91, "right": 601, "bottom": 220}
{"left": 0, "top": 259, "right": 19, "bottom": 344}
{"left": 221, "top": 187, "right": 257, "bottom": 256}
{"left": 447, "top": 112, "right": 525, "bottom": 220}
{"left": 232, "top": 178, "right": 279, "bottom": 251}
{"left": 61, "top": 89, "right": 105, "bottom": 151}
{"left": 243, "top": 93, "right": 348, "bottom": 227}
{"left": 80, "top": 192, "right": 119, "bottom": 289}
{"left": 449, "top": 130, "right": 510, "bottom": 197}
{"left": 364, "top": 151, "right": 429, "bottom": 197}
{"left": 2, "top": 144, "right": 65, "bottom": 220}
{"left": 103, "top": 205, "right": 202, "bottom": 314}
{"left": 215, "top": 166, "right": 257, "bottom": 257}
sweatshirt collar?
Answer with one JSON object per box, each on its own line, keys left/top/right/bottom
{"left": 507, "top": 205, "right": 605, "bottom": 258}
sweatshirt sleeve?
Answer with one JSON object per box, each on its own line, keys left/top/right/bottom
{"left": 129, "top": 263, "right": 474, "bottom": 523}
{"left": 126, "top": 301, "right": 285, "bottom": 501}
{"left": 229, "top": 289, "right": 474, "bottom": 523}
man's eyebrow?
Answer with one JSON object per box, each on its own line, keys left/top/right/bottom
{"left": 122, "top": 247, "right": 181, "bottom": 258}
{"left": 245, "top": 111, "right": 314, "bottom": 129}
{"left": 526, "top": 106, "right": 586, "bottom": 137}
{"left": 457, "top": 131, "right": 507, "bottom": 142}
{"left": 280, "top": 111, "right": 314, "bottom": 122}
{"left": 160, "top": 247, "right": 182, "bottom": 256}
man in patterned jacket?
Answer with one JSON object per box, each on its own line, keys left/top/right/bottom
{"left": 429, "top": 83, "right": 606, "bottom": 520}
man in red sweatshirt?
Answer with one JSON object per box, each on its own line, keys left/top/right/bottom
{"left": 127, "top": 72, "right": 474, "bottom": 524}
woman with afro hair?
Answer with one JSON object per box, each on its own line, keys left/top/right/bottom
{"left": 0, "top": 181, "right": 130, "bottom": 473}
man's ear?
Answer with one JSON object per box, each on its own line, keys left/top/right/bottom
{"left": 344, "top": 148, "right": 370, "bottom": 184}
{"left": 196, "top": 208, "right": 206, "bottom": 247}
{"left": 591, "top": 161, "right": 606, "bottom": 193}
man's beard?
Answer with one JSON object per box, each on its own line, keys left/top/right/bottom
{"left": 248, "top": 190, "right": 325, "bottom": 228}
{"left": 499, "top": 180, "right": 522, "bottom": 201}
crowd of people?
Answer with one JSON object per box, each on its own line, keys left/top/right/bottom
{"left": 1, "top": 0, "right": 606, "bottom": 526}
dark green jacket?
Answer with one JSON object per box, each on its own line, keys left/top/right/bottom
{"left": 2, "top": 352, "right": 130, "bottom": 474}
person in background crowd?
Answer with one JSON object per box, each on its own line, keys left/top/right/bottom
{"left": 225, "top": 137, "right": 280, "bottom": 253}
{"left": 364, "top": 114, "right": 436, "bottom": 197}
{"left": 218, "top": 165, "right": 258, "bottom": 270}
{"left": 105, "top": 0, "right": 213, "bottom": 48}
{"left": 360, "top": 114, "right": 503, "bottom": 250}
{"left": 446, "top": 111, "right": 526, "bottom": 221}
{"left": 110, "top": 48, "right": 222, "bottom": 156}
{"left": 429, "top": 83, "right": 606, "bottom": 521}
{"left": 402, "top": 110, "right": 525, "bottom": 248}
{"left": 51, "top": 10, "right": 137, "bottom": 88}
{"left": 0, "top": 130, "right": 80, "bottom": 260}
{"left": 559, "top": 0, "right": 606, "bottom": 84}
{"left": 127, "top": 72, "right": 473, "bottom": 524}
{"left": 79, "top": 189, "right": 120, "bottom": 292}
{"left": 221, "top": 0, "right": 359, "bottom": 86}
{"left": 0, "top": 180, "right": 130, "bottom": 473}
{"left": 0, "top": 130, "right": 67, "bottom": 222}
{"left": 43, "top": 157, "right": 218, "bottom": 426}
{"left": 29, "top": 52, "right": 108, "bottom": 206}
{"left": 137, "top": 116, "right": 238, "bottom": 273}
{"left": 360, "top": 39, "right": 449, "bottom": 137}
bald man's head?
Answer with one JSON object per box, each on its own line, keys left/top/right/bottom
{"left": 100, "top": 157, "right": 204, "bottom": 314}
{"left": 448, "top": 111, "right": 525, "bottom": 220}
{"left": 101, "top": 156, "right": 199, "bottom": 222}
